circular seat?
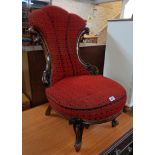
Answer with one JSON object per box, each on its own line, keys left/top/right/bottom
{"left": 46, "top": 75, "right": 126, "bottom": 121}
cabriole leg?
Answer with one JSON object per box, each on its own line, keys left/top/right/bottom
{"left": 73, "top": 123, "right": 84, "bottom": 152}
{"left": 45, "top": 105, "right": 52, "bottom": 116}
{"left": 112, "top": 119, "right": 119, "bottom": 127}
{"left": 69, "top": 119, "right": 87, "bottom": 152}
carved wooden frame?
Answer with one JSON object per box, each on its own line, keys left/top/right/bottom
{"left": 28, "top": 26, "right": 121, "bottom": 152}
{"left": 28, "top": 27, "right": 52, "bottom": 87}
{"left": 76, "top": 27, "right": 99, "bottom": 75}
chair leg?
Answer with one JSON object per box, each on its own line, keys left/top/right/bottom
{"left": 69, "top": 119, "right": 87, "bottom": 152}
{"left": 112, "top": 119, "right": 119, "bottom": 127}
{"left": 45, "top": 105, "right": 52, "bottom": 116}
{"left": 73, "top": 122, "right": 84, "bottom": 152}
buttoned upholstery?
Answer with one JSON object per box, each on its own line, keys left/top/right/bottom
{"left": 46, "top": 75, "right": 126, "bottom": 121}
{"left": 29, "top": 6, "right": 89, "bottom": 85}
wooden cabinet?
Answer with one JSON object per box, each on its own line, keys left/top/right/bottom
{"left": 22, "top": 47, "right": 47, "bottom": 107}
{"left": 22, "top": 44, "right": 106, "bottom": 107}
{"left": 22, "top": 93, "right": 30, "bottom": 111}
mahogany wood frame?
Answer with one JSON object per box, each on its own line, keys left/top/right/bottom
{"left": 28, "top": 27, "right": 121, "bottom": 152}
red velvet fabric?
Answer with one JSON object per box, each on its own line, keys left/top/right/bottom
{"left": 46, "top": 75, "right": 126, "bottom": 121}
{"left": 29, "top": 6, "right": 127, "bottom": 121}
{"left": 29, "top": 6, "right": 89, "bottom": 85}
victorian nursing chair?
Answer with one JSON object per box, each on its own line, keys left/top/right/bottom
{"left": 28, "top": 6, "right": 127, "bottom": 152}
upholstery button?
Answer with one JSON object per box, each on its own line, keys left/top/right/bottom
{"left": 109, "top": 96, "right": 115, "bottom": 102}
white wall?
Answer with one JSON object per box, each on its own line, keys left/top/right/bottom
{"left": 52, "top": 0, "right": 93, "bottom": 20}
{"left": 104, "top": 20, "right": 133, "bottom": 107}
{"left": 91, "top": 0, "right": 119, "bottom": 4}
{"left": 121, "top": 0, "right": 133, "bottom": 18}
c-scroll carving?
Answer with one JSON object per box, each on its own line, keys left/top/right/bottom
{"left": 28, "top": 26, "right": 52, "bottom": 87}
{"left": 76, "top": 27, "right": 99, "bottom": 75}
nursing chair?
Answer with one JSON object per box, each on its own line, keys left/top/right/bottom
{"left": 28, "top": 6, "right": 127, "bottom": 152}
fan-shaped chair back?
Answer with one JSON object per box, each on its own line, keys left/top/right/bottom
{"left": 29, "top": 6, "right": 90, "bottom": 85}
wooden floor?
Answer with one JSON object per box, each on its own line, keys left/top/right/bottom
{"left": 22, "top": 104, "right": 132, "bottom": 155}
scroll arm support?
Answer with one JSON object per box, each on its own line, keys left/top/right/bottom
{"left": 76, "top": 27, "right": 99, "bottom": 75}
{"left": 42, "top": 53, "right": 51, "bottom": 87}
{"left": 28, "top": 26, "right": 52, "bottom": 87}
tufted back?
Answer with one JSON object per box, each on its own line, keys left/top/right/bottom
{"left": 28, "top": 6, "right": 90, "bottom": 85}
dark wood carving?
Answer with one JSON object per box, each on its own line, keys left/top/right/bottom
{"left": 28, "top": 27, "right": 52, "bottom": 87}
{"left": 77, "top": 28, "right": 99, "bottom": 75}
{"left": 69, "top": 119, "right": 90, "bottom": 152}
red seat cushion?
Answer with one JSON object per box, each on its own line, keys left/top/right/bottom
{"left": 46, "top": 75, "right": 126, "bottom": 121}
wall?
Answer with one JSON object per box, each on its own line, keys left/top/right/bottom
{"left": 52, "top": 0, "right": 122, "bottom": 44}
{"left": 91, "top": 0, "right": 121, "bottom": 4}
{"left": 104, "top": 20, "right": 133, "bottom": 107}
{"left": 121, "top": 0, "right": 133, "bottom": 18}
{"left": 52, "top": 0, "right": 94, "bottom": 20}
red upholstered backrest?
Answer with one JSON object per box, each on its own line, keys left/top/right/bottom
{"left": 28, "top": 6, "right": 89, "bottom": 85}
